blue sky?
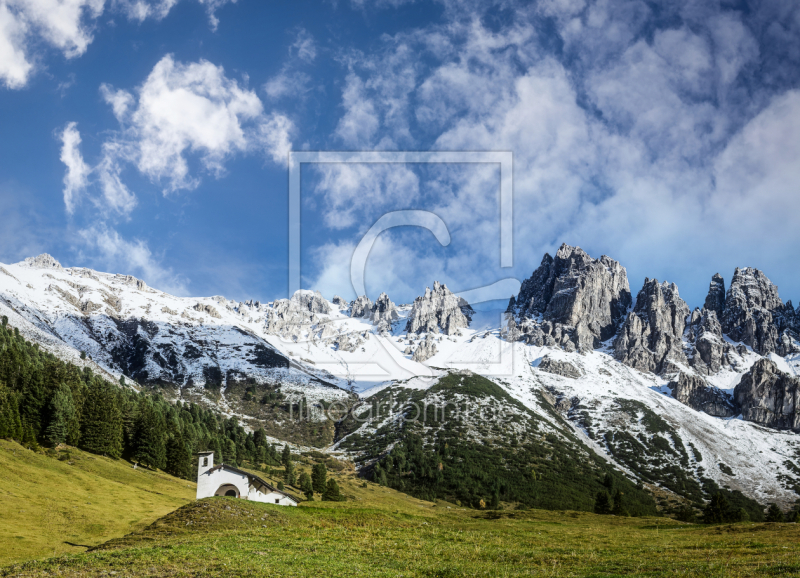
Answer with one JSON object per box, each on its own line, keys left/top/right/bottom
{"left": 1, "top": 0, "right": 799, "bottom": 310}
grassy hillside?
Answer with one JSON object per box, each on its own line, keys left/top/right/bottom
{"left": 0, "top": 439, "right": 194, "bottom": 565}
{"left": 3, "top": 469, "right": 800, "bottom": 578}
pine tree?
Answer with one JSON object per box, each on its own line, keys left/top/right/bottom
{"left": 765, "top": 503, "right": 784, "bottom": 523}
{"left": 312, "top": 462, "right": 327, "bottom": 494}
{"left": 80, "top": 378, "right": 123, "bottom": 458}
{"left": 299, "top": 472, "right": 314, "bottom": 500}
{"left": 0, "top": 383, "right": 22, "bottom": 440}
{"left": 594, "top": 491, "right": 611, "bottom": 515}
{"left": 281, "top": 444, "right": 292, "bottom": 468}
{"left": 44, "top": 383, "right": 77, "bottom": 446}
{"left": 611, "top": 489, "right": 628, "bottom": 516}
{"left": 166, "top": 430, "right": 192, "bottom": 479}
{"left": 703, "top": 492, "right": 730, "bottom": 524}
{"left": 322, "top": 478, "right": 342, "bottom": 501}
{"left": 1, "top": 316, "right": 7, "bottom": 328}
{"left": 132, "top": 399, "right": 167, "bottom": 469}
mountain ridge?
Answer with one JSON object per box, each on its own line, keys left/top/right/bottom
{"left": 2, "top": 247, "right": 800, "bottom": 511}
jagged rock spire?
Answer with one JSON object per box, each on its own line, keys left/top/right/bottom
{"left": 703, "top": 273, "right": 725, "bottom": 318}
{"left": 510, "top": 244, "right": 631, "bottom": 352}
{"left": 614, "top": 278, "right": 689, "bottom": 374}
{"left": 405, "top": 281, "right": 472, "bottom": 336}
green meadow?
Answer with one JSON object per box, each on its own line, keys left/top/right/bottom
{"left": 2, "top": 440, "right": 800, "bottom": 577}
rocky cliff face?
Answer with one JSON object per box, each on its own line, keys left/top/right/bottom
{"left": 614, "top": 279, "right": 689, "bottom": 374}
{"left": 509, "top": 244, "right": 631, "bottom": 352}
{"left": 350, "top": 292, "right": 398, "bottom": 333}
{"left": 686, "top": 309, "right": 735, "bottom": 375}
{"left": 722, "top": 268, "right": 784, "bottom": 355}
{"left": 734, "top": 359, "right": 800, "bottom": 430}
{"left": 266, "top": 290, "right": 330, "bottom": 339}
{"left": 704, "top": 273, "right": 725, "bottom": 318}
{"left": 669, "top": 372, "right": 736, "bottom": 417}
{"left": 406, "top": 281, "right": 472, "bottom": 336}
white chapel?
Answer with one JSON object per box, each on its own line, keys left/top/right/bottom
{"left": 196, "top": 451, "right": 299, "bottom": 506}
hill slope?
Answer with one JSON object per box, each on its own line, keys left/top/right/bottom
{"left": 0, "top": 440, "right": 194, "bottom": 565}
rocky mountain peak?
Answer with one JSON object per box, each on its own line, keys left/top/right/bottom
{"left": 703, "top": 273, "right": 725, "bottom": 317}
{"left": 350, "top": 292, "right": 398, "bottom": 332}
{"left": 293, "top": 290, "right": 331, "bottom": 315}
{"left": 406, "top": 281, "right": 472, "bottom": 336}
{"left": 23, "top": 254, "right": 62, "bottom": 269}
{"left": 510, "top": 244, "right": 631, "bottom": 352}
{"left": 614, "top": 277, "right": 689, "bottom": 374}
{"left": 722, "top": 268, "right": 783, "bottom": 355}
{"left": 350, "top": 296, "right": 373, "bottom": 318}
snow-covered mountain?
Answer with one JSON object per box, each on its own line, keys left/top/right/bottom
{"left": 2, "top": 248, "right": 799, "bottom": 509}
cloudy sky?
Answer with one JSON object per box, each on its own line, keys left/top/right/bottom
{"left": 0, "top": 0, "right": 799, "bottom": 309}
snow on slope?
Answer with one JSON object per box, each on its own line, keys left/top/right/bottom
{"left": 2, "top": 255, "right": 799, "bottom": 506}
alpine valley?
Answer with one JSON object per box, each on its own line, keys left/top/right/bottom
{"left": 2, "top": 245, "right": 800, "bottom": 518}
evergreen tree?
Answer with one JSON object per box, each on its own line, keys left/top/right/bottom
{"left": 299, "top": 472, "right": 314, "bottom": 500}
{"left": 490, "top": 488, "right": 500, "bottom": 510}
{"left": 281, "top": 444, "right": 292, "bottom": 468}
{"left": 277, "top": 481, "right": 285, "bottom": 491}
{"left": 44, "top": 383, "right": 78, "bottom": 446}
{"left": 0, "top": 383, "right": 22, "bottom": 440}
{"left": 765, "top": 503, "right": 784, "bottom": 523}
{"left": 132, "top": 399, "right": 167, "bottom": 469}
{"left": 1, "top": 315, "right": 7, "bottom": 327}
{"left": 322, "top": 478, "right": 342, "bottom": 501}
{"left": 703, "top": 492, "right": 730, "bottom": 524}
{"left": 786, "top": 508, "right": 799, "bottom": 523}
{"left": 312, "top": 462, "right": 328, "bottom": 494}
{"left": 223, "top": 438, "right": 237, "bottom": 464}
{"left": 80, "top": 378, "right": 123, "bottom": 458}
{"left": 594, "top": 491, "right": 611, "bottom": 515}
{"left": 165, "top": 431, "right": 193, "bottom": 479}
{"left": 611, "top": 489, "right": 628, "bottom": 516}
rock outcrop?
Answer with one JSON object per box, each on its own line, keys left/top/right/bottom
{"left": 23, "top": 254, "right": 62, "bottom": 269}
{"left": 687, "top": 309, "right": 732, "bottom": 375}
{"left": 669, "top": 373, "right": 736, "bottom": 417}
{"left": 734, "top": 359, "right": 800, "bottom": 430}
{"left": 704, "top": 273, "right": 725, "bottom": 318}
{"left": 350, "top": 293, "right": 399, "bottom": 332}
{"left": 350, "top": 296, "right": 373, "bottom": 319}
{"left": 406, "top": 281, "right": 472, "bottom": 336}
{"left": 509, "top": 245, "right": 631, "bottom": 352}
{"left": 193, "top": 303, "right": 222, "bottom": 319}
{"left": 722, "top": 268, "right": 783, "bottom": 355}
{"left": 412, "top": 336, "right": 438, "bottom": 362}
{"left": 537, "top": 356, "right": 583, "bottom": 379}
{"left": 614, "top": 279, "right": 689, "bottom": 374}
{"left": 266, "top": 290, "right": 330, "bottom": 339}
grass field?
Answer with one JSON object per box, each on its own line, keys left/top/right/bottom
{"left": 0, "top": 440, "right": 194, "bottom": 565}
{"left": 2, "top": 442, "right": 800, "bottom": 577}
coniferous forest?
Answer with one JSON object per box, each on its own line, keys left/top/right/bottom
{"left": 0, "top": 316, "right": 283, "bottom": 479}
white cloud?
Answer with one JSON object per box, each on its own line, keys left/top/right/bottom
{"left": 0, "top": 0, "right": 237, "bottom": 89}
{"left": 61, "top": 55, "right": 293, "bottom": 221}
{"left": 0, "top": 2, "right": 31, "bottom": 88}
{"left": 59, "top": 122, "right": 91, "bottom": 214}
{"left": 100, "top": 82, "right": 134, "bottom": 121}
{"left": 263, "top": 67, "right": 311, "bottom": 100}
{"left": 335, "top": 73, "right": 380, "bottom": 148}
{"left": 127, "top": 55, "right": 264, "bottom": 191}
{"left": 306, "top": 2, "right": 800, "bottom": 307}
{"left": 291, "top": 28, "right": 316, "bottom": 63}
{"left": 257, "top": 112, "right": 293, "bottom": 165}
{"left": 78, "top": 224, "right": 188, "bottom": 294}
{"left": 0, "top": 0, "right": 102, "bottom": 88}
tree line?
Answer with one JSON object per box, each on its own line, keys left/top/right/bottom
{"left": 0, "top": 316, "right": 284, "bottom": 480}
